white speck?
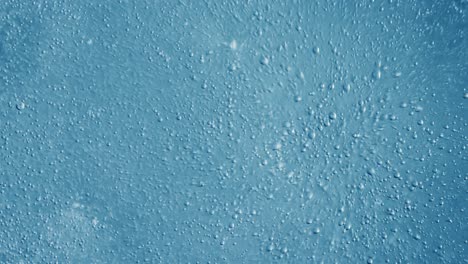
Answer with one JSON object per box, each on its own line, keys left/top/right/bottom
{"left": 229, "top": 63, "right": 238, "bottom": 71}
{"left": 16, "top": 102, "right": 26, "bottom": 110}
{"left": 344, "top": 84, "right": 351, "bottom": 92}
{"left": 267, "top": 244, "right": 274, "bottom": 252}
{"left": 261, "top": 56, "right": 269, "bottom": 65}
{"left": 71, "top": 202, "right": 82, "bottom": 209}
{"left": 313, "top": 227, "right": 320, "bottom": 234}
{"left": 374, "top": 70, "right": 382, "bottom": 79}
{"left": 273, "top": 142, "right": 282, "bottom": 150}
{"left": 313, "top": 47, "right": 320, "bottom": 54}
{"left": 299, "top": 71, "right": 305, "bottom": 80}
{"left": 229, "top": 39, "right": 237, "bottom": 50}
{"left": 308, "top": 131, "right": 316, "bottom": 139}
{"left": 87, "top": 39, "right": 93, "bottom": 45}
{"left": 464, "top": 92, "right": 468, "bottom": 99}
{"left": 278, "top": 162, "right": 285, "bottom": 170}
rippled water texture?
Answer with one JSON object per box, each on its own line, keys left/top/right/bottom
{"left": 0, "top": 0, "right": 466, "bottom": 263}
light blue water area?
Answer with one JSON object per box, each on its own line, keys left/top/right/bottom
{"left": 0, "top": 0, "right": 467, "bottom": 263}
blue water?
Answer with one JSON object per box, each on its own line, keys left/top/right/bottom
{"left": 0, "top": 0, "right": 467, "bottom": 263}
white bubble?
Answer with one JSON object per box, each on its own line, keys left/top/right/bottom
{"left": 313, "top": 47, "right": 320, "bottom": 54}
{"left": 267, "top": 244, "right": 274, "bottom": 252}
{"left": 16, "top": 102, "right": 25, "bottom": 110}
{"left": 373, "top": 70, "right": 382, "bottom": 79}
{"left": 299, "top": 71, "right": 305, "bottom": 80}
{"left": 344, "top": 84, "right": 351, "bottom": 92}
{"left": 367, "top": 168, "right": 376, "bottom": 176}
{"left": 313, "top": 227, "right": 320, "bottom": 234}
{"left": 229, "top": 39, "right": 237, "bottom": 50}
{"left": 273, "top": 142, "right": 282, "bottom": 150}
{"left": 308, "top": 131, "right": 316, "bottom": 139}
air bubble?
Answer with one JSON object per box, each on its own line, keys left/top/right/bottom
{"left": 273, "top": 142, "right": 282, "bottom": 150}
{"left": 229, "top": 39, "right": 237, "bottom": 50}
{"left": 313, "top": 47, "right": 320, "bottom": 55}
{"left": 308, "top": 131, "right": 316, "bottom": 139}
{"left": 373, "top": 70, "right": 382, "bottom": 79}
{"left": 344, "top": 84, "right": 351, "bottom": 92}
{"left": 313, "top": 227, "right": 320, "bottom": 234}
{"left": 16, "top": 102, "right": 26, "bottom": 110}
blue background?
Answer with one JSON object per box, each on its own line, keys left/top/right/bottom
{"left": 0, "top": 0, "right": 467, "bottom": 263}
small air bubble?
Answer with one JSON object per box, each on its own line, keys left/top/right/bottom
{"left": 308, "top": 131, "right": 316, "bottom": 139}
{"left": 16, "top": 102, "right": 26, "bottom": 110}
{"left": 373, "top": 70, "right": 382, "bottom": 79}
{"left": 344, "top": 84, "right": 351, "bottom": 92}
{"left": 267, "top": 244, "right": 274, "bottom": 252}
{"left": 273, "top": 142, "right": 282, "bottom": 150}
{"left": 229, "top": 39, "right": 238, "bottom": 50}
{"left": 313, "top": 47, "right": 320, "bottom": 55}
